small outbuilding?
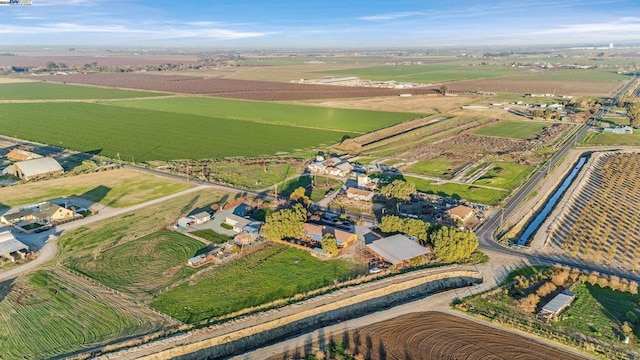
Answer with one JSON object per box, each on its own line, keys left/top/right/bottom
{"left": 190, "top": 212, "right": 211, "bottom": 225}
{"left": 177, "top": 217, "right": 195, "bottom": 228}
{"left": 346, "top": 188, "right": 374, "bottom": 201}
{"left": 0, "top": 231, "right": 29, "bottom": 261}
{"left": 6, "top": 149, "right": 42, "bottom": 162}
{"left": 446, "top": 205, "right": 475, "bottom": 223}
{"left": 366, "top": 234, "right": 430, "bottom": 269}
{"left": 225, "top": 214, "right": 252, "bottom": 233}
{"left": 538, "top": 290, "right": 576, "bottom": 322}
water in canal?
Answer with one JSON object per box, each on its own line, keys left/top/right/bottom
{"left": 518, "top": 156, "right": 587, "bottom": 246}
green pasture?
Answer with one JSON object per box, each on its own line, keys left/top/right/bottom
{"left": 0, "top": 102, "right": 349, "bottom": 161}
{"left": 474, "top": 121, "right": 548, "bottom": 139}
{"left": 582, "top": 132, "right": 640, "bottom": 146}
{"left": 318, "top": 64, "right": 514, "bottom": 83}
{"left": 0, "top": 271, "right": 163, "bottom": 360}
{"left": 150, "top": 244, "right": 366, "bottom": 323}
{"left": 191, "top": 229, "right": 231, "bottom": 244}
{"left": 407, "top": 176, "right": 506, "bottom": 205}
{"left": 66, "top": 231, "right": 205, "bottom": 298}
{"left": 556, "top": 283, "right": 640, "bottom": 343}
{"left": 207, "top": 161, "right": 303, "bottom": 190}
{"left": 0, "top": 82, "right": 163, "bottom": 100}
{"left": 109, "top": 97, "right": 420, "bottom": 133}
{"left": 404, "top": 159, "right": 467, "bottom": 179}
{"left": 507, "top": 69, "right": 632, "bottom": 82}
{"left": 473, "top": 162, "right": 532, "bottom": 191}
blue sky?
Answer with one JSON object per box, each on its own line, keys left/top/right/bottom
{"left": 1, "top": 0, "right": 639, "bottom": 48}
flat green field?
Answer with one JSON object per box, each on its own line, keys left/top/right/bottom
{"left": 191, "top": 229, "right": 231, "bottom": 244}
{"left": 0, "top": 82, "right": 164, "bottom": 100}
{"left": 475, "top": 121, "right": 548, "bottom": 139}
{"left": 66, "top": 231, "right": 205, "bottom": 298}
{"left": 318, "top": 64, "right": 514, "bottom": 83}
{"left": 110, "top": 97, "right": 420, "bottom": 133}
{"left": 407, "top": 176, "right": 506, "bottom": 205}
{"left": 404, "top": 159, "right": 467, "bottom": 179}
{"left": 0, "top": 102, "right": 350, "bottom": 161}
{"left": 507, "top": 69, "right": 632, "bottom": 82}
{"left": 557, "top": 283, "right": 640, "bottom": 343}
{"left": 0, "top": 271, "right": 166, "bottom": 360}
{"left": 473, "top": 162, "right": 532, "bottom": 191}
{"left": 0, "top": 168, "right": 193, "bottom": 209}
{"left": 583, "top": 132, "right": 640, "bottom": 146}
{"left": 150, "top": 244, "right": 366, "bottom": 323}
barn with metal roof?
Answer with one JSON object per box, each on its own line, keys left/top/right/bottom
{"left": 366, "top": 234, "right": 430, "bottom": 269}
{"left": 3, "top": 157, "right": 63, "bottom": 180}
{"left": 0, "top": 231, "right": 29, "bottom": 258}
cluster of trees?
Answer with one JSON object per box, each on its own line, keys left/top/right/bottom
{"left": 263, "top": 203, "right": 307, "bottom": 242}
{"left": 321, "top": 234, "right": 339, "bottom": 256}
{"left": 379, "top": 215, "right": 479, "bottom": 263}
{"left": 379, "top": 215, "right": 430, "bottom": 242}
{"left": 289, "top": 186, "right": 312, "bottom": 207}
{"left": 627, "top": 101, "right": 640, "bottom": 128}
{"left": 380, "top": 179, "right": 416, "bottom": 201}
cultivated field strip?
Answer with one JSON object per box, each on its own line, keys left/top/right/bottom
{"left": 0, "top": 270, "right": 171, "bottom": 360}
{"left": 548, "top": 152, "right": 640, "bottom": 271}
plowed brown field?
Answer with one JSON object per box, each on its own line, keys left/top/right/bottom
{"left": 37, "top": 73, "right": 439, "bottom": 101}
{"left": 271, "top": 312, "right": 585, "bottom": 360}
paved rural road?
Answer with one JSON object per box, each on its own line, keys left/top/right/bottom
{"left": 0, "top": 184, "right": 208, "bottom": 282}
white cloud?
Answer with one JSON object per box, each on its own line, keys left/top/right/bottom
{"left": 532, "top": 17, "right": 640, "bottom": 36}
{"left": 358, "top": 11, "right": 426, "bottom": 21}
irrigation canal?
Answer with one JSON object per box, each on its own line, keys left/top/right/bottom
{"left": 517, "top": 155, "right": 588, "bottom": 246}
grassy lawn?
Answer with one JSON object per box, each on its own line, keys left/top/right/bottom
{"left": 557, "top": 283, "right": 640, "bottom": 343}
{"left": 0, "top": 82, "right": 164, "bottom": 100}
{"left": 310, "top": 176, "right": 343, "bottom": 202}
{"left": 0, "top": 102, "right": 352, "bottom": 162}
{"left": 191, "top": 229, "right": 231, "bottom": 244}
{"left": 0, "top": 271, "right": 165, "bottom": 360}
{"left": 583, "top": 132, "right": 640, "bottom": 146}
{"left": 108, "top": 97, "right": 420, "bottom": 133}
{"left": 150, "top": 244, "right": 366, "bottom": 323}
{"left": 474, "top": 121, "right": 548, "bottom": 139}
{"left": 279, "top": 175, "right": 312, "bottom": 196}
{"left": 318, "top": 64, "right": 515, "bottom": 83}
{"left": 66, "top": 231, "right": 205, "bottom": 298}
{"left": 0, "top": 168, "right": 194, "bottom": 208}
{"left": 407, "top": 176, "right": 506, "bottom": 205}
{"left": 473, "top": 162, "right": 533, "bottom": 191}
{"left": 58, "top": 189, "right": 226, "bottom": 258}
{"left": 404, "top": 159, "right": 466, "bottom": 179}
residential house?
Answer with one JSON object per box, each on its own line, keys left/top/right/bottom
{"left": 0, "top": 202, "right": 75, "bottom": 226}
{"left": 307, "top": 157, "right": 354, "bottom": 177}
{"left": 346, "top": 188, "right": 374, "bottom": 201}
{"left": 225, "top": 214, "right": 252, "bottom": 233}
{"left": 446, "top": 205, "right": 475, "bottom": 223}
{"left": 190, "top": 211, "right": 211, "bottom": 224}
{"left": 302, "top": 222, "right": 357, "bottom": 247}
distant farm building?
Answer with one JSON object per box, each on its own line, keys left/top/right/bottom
{"left": 366, "top": 234, "right": 431, "bottom": 269}
{"left": 225, "top": 214, "right": 252, "bottom": 233}
{"left": 538, "top": 290, "right": 576, "bottom": 322}
{"left": 446, "top": 205, "right": 475, "bottom": 223}
{"left": 2, "top": 157, "right": 63, "bottom": 180}
{"left": 308, "top": 157, "right": 354, "bottom": 177}
{"left": 302, "top": 222, "right": 357, "bottom": 248}
{"left": 6, "top": 149, "right": 42, "bottom": 162}
{"left": 357, "top": 173, "right": 378, "bottom": 190}
{"left": 0, "top": 231, "right": 29, "bottom": 262}
{"left": 603, "top": 126, "right": 633, "bottom": 134}
{"left": 346, "top": 188, "right": 374, "bottom": 201}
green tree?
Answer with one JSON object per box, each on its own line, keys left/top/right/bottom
{"left": 289, "top": 186, "right": 311, "bottom": 206}
{"left": 544, "top": 108, "right": 552, "bottom": 120}
{"left": 430, "top": 226, "right": 478, "bottom": 263}
{"left": 627, "top": 101, "right": 640, "bottom": 128}
{"left": 380, "top": 179, "right": 416, "bottom": 200}
{"left": 533, "top": 109, "right": 543, "bottom": 119}
{"left": 439, "top": 85, "right": 448, "bottom": 95}
{"left": 379, "top": 215, "right": 430, "bottom": 242}
{"left": 263, "top": 203, "right": 307, "bottom": 241}
{"left": 321, "top": 234, "right": 339, "bottom": 256}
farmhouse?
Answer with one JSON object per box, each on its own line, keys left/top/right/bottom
{"left": 357, "top": 173, "right": 378, "bottom": 190}
{"left": 538, "top": 290, "right": 576, "bottom": 322}
{"left": 0, "top": 202, "right": 75, "bottom": 226}
{"left": 303, "top": 222, "right": 357, "bottom": 247}
{"left": 0, "top": 231, "right": 28, "bottom": 261}
{"left": 225, "top": 214, "right": 252, "bottom": 233}
{"left": 346, "top": 187, "right": 374, "bottom": 201}
{"left": 2, "top": 157, "right": 63, "bottom": 180}
{"left": 366, "top": 234, "right": 430, "bottom": 269}
{"left": 308, "top": 157, "right": 354, "bottom": 177}
{"left": 190, "top": 212, "right": 211, "bottom": 225}
{"left": 446, "top": 205, "right": 475, "bottom": 223}
{"left": 6, "top": 149, "right": 42, "bottom": 162}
